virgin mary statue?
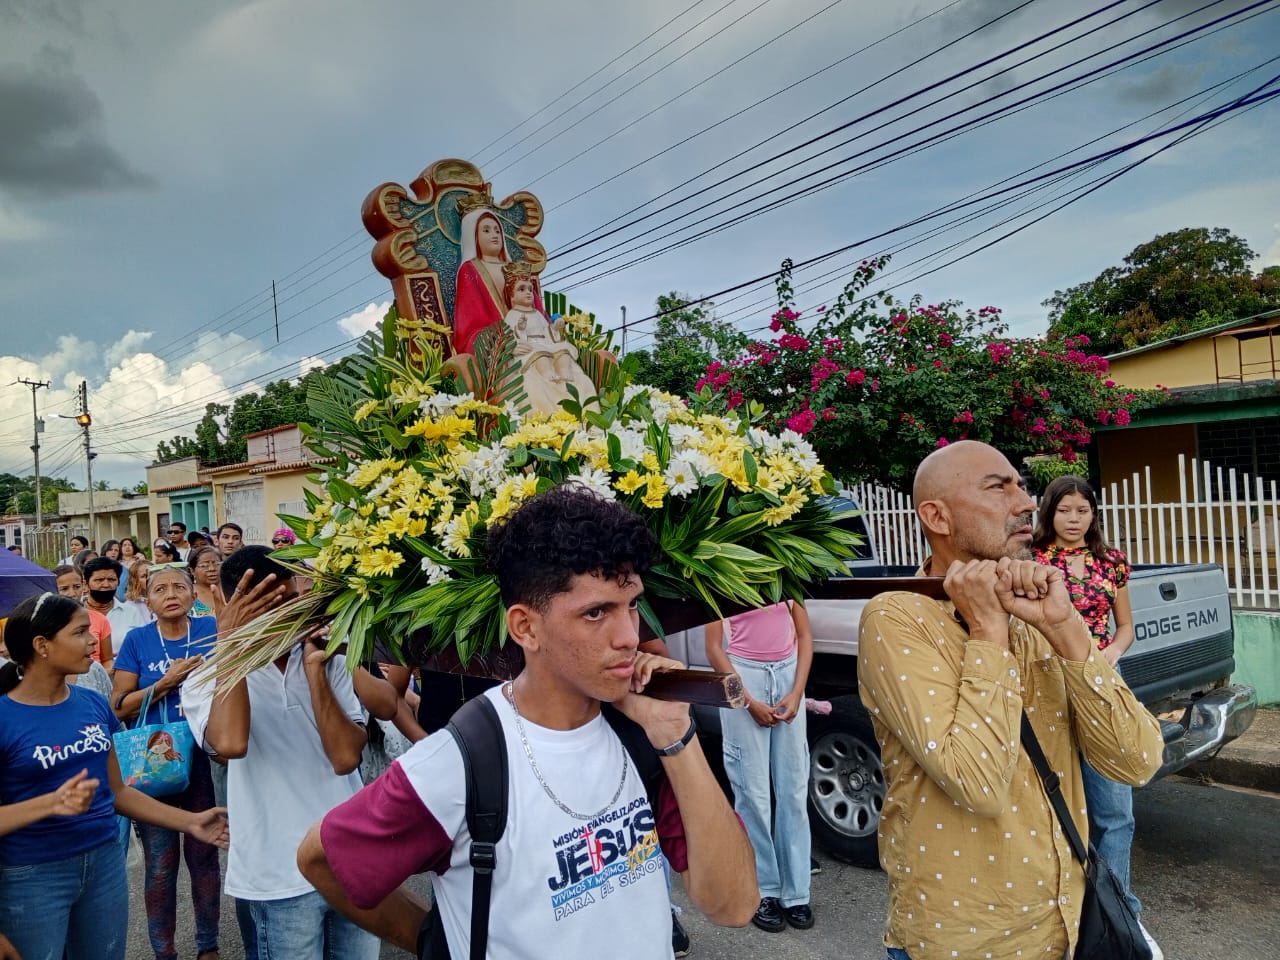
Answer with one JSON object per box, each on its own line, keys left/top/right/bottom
{"left": 453, "top": 196, "right": 543, "bottom": 355}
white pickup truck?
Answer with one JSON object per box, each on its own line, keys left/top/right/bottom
{"left": 663, "top": 497, "right": 1259, "bottom": 868}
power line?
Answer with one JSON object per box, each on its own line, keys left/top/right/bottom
{"left": 473, "top": 0, "right": 720, "bottom": 166}
{"left": 547, "top": 0, "right": 1045, "bottom": 257}
{"left": 487, "top": 0, "right": 781, "bottom": 176}
{"left": 548, "top": 0, "right": 1275, "bottom": 291}
{"left": 545, "top": 0, "right": 1240, "bottom": 281}
{"left": 609, "top": 82, "right": 1280, "bottom": 336}
{"left": 545, "top": 0, "right": 968, "bottom": 215}
{"left": 513, "top": 0, "right": 847, "bottom": 189}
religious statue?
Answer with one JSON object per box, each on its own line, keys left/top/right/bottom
{"left": 453, "top": 191, "right": 515, "bottom": 355}
{"left": 362, "top": 158, "right": 613, "bottom": 412}
{"left": 501, "top": 263, "right": 597, "bottom": 414}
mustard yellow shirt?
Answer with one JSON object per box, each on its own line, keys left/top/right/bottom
{"left": 858, "top": 587, "right": 1162, "bottom": 960}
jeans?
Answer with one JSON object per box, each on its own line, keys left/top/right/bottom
{"left": 721, "top": 652, "right": 811, "bottom": 907}
{"left": 0, "top": 840, "right": 129, "bottom": 960}
{"left": 1081, "top": 758, "right": 1142, "bottom": 917}
{"left": 134, "top": 751, "right": 221, "bottom": 960}
{"left": 249, "top": 890, "right": 380, "bottom": 960}
{"left": 887, "top": 950, "right": 912, "bottom": 960}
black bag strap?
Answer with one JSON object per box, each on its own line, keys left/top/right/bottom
{"left": 446, "top": 695, "right": 509, "bottom": 960}
{"left": 601, "top": 704, "right": 665, "bottom": 814}
{"left": 1020, "top": 712, "right": 1088, "bottom": 865}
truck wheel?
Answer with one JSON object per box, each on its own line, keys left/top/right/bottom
{"left": 807, "top": 696, "right": 885, "bottom": 869}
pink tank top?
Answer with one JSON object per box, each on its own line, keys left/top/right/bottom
{"left": 724, "top": 602, "right": 795, "bottom": 662}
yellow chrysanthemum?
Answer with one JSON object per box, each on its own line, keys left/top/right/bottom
{"left": 615, "top": 470, "right": 645, "bottom": 495}
{"left": 641, "top": 473, "right": 668, "bottom": 510}
{"left": 352, "top": 399, "right": 380, "bottom": 423}
{"left": 454, "top": 398, "right": 504, "bottom": 417}
{"left": 641, "top": 451, "right": 660, "bottom": 472}
{"left": 356, "top": 547, "right": 403, "bottom": 578}
{"left": 403, "top": 414, "right": 476, "bottom": 444}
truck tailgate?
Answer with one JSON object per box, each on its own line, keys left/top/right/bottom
{"left": 1120, "top": 564, "right": 1234, "bottom": 706}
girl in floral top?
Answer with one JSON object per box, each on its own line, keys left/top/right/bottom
{"left": 1032, "top": 476, "right": 1134, "bottom": 664}
{"left": 1032, "top": 475, "right": 1161, "bottom": 960}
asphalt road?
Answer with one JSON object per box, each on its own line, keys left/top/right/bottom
{"left": 126, "top": 776, "right": 1280, "bottom": 958}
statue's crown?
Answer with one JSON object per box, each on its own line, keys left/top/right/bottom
{"left": 502, "top": 261, "right": 534, "bottom": 281}
{"left": 456, "top": 187, "right": 495, "bottom": 217}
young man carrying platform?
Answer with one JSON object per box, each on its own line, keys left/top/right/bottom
{"left": 298, "top": 484, "right": 758, "bottom": 957}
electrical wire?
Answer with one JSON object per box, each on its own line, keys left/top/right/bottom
{"left": 546, "top": 0, "right": 1253, "bottom": 284}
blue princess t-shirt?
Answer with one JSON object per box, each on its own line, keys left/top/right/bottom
{"left": 114, "top": 617, "right": 218, "bottom": 725}
{"left": 0, "top": 685, "right": 122, "bottom": 866}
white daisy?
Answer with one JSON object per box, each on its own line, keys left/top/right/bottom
{"left": 664, "top": 460, "right": 698, "bottom": 497}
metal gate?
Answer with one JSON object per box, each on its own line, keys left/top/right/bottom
{"left": 222, "top": 481, "right": 266, "bottom": 547}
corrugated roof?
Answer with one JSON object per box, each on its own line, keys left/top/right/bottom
{"left": 249, "top": 456, "right": 337, "bottom": 475}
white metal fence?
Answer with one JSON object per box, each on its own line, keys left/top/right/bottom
{"left": 850, "top": 453, "right": 1280, "bottom": 610}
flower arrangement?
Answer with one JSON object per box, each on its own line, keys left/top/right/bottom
{"left": 212, "top": 307, "right": 859, "bottom": 684}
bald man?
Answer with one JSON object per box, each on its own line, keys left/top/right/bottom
{"left": 858, "top": 441, "right": 1163, "bottom": 960}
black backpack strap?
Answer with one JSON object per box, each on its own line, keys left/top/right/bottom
{"left": 601, "top": 704, "right": 664, "bottom": 814}
{"left": 1020, "top": 712, "right": 1088, "bottom": 865}
{"left": 445, "top": 694, "right": 509, "bottom": 960}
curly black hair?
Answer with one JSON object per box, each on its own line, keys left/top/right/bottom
{"left": 486, "top": 484, "right": 656, "bottom": 611}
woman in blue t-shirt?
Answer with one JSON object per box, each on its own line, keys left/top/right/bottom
{"left": 111, "top": 564, "right": 222, "bottom": 960}
{"left": 0, "top": 593, "right": 228, "bottom": 960}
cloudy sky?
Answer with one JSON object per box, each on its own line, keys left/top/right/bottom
{"left": 1, "top": 0, "right": 1277, "bottom": 490}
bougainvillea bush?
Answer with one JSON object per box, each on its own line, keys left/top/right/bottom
{"left": 696, "top": 257, "right": 1164, "bottom": 490}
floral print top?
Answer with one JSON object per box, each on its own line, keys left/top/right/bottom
{"left": 1032, "top": 544, "right": 1131, "bottom": 649}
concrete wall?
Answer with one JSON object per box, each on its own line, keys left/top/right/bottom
{"left": 1096, "top": 423, "right": 1197, "bottom": 500}
{"left": 1232, "top": 610, "right": 1280, "bottom": 707}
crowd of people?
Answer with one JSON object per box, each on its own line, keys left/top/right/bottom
{"left": 0, "top": 445, "right": 1162, "bottom": 960}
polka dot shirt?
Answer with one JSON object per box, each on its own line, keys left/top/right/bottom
{"left": 857, "top": 580, "right": 1163, "bottom": 960}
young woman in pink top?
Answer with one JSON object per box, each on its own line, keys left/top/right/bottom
{"left": 705, "top": 600, "right": 814, "bottom": 933}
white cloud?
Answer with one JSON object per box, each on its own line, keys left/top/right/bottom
{"left": 0, "top": 325, "right": 313, "bottom": 487}
{"left": 298, "top": 355, "right": 327, "bottom": 376}
{"left": 337, "top": 301, "right": 390, "bottom": 338}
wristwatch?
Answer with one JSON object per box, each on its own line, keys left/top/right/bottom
{"left": 655, "top": 720, "right": 697, "bottom": 757}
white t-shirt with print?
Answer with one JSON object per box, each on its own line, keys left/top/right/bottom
{"left": 182, "top": 648, "right": 366, "bottom": 900}
{"left": 321, "top": 686, "right": 681, "bottom": 959}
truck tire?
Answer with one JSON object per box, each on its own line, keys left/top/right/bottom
{"left": 807, "top": 695, "right": 885, "bottom": 869}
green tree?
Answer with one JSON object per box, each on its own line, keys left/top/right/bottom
{"left": 698, "top": 258, "right": 1164, "bottom": 490}
{"left": 629, "top": 293, "right": 746, "bottom": 396}
{"left": 1044, "top": 227, "right": 1280, "bottom": 353}
{"left": 9, "top": 476, "right": 78, "bottom": 515}
{"left": 153, "top": 367, "right": 338, "bottom": 465}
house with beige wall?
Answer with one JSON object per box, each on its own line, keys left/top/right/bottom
{"left": 144, "top": 426, "right": 332, "bottom": 548}
{"left": 1094, "top": 309, "right": 1280, "bottom": 499}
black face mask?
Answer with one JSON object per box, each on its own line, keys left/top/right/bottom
{"left": 88, "top": 588, "right": 117, "bottom": 605}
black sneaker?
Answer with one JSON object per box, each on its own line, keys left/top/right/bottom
{"left": 672, "top": 910, "right": 691, "bottom": 957}
{"left": 783, "top": 903, "right": 814, "bottom": 930}
{"left": 751, "top": 897, "right": 786, "bottom": 933}
{"left": 810, "top": 856, "right": 822, "bottom": 876}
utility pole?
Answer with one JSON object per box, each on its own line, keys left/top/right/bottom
{"left": 16, "top": 378, "right": 49, "bottom": 531}
{"left": 620, "top": 305, "right": 627, "bottom": 356}
{"left": 75, "top": 381, "right": 94, "bottom": 545}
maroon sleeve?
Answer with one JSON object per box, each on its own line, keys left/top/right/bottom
{"left": 654, "top": 773, "right": 747, "bottom": 875}
{"left": 320, "top": 760, "right": 454, "bottom": 909}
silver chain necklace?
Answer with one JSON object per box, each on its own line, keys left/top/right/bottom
{"left": 504, "top": 681, "right": 629, "bottom": 821}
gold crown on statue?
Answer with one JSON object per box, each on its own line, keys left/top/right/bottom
{"left": 501, "top": 261, "right": 534, "bottom": 281}
{"left": 456, "top": 187, "right": 495, "bottom": 217}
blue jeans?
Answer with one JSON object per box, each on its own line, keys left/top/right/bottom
{"left": 0, "top": 840, "right": 129, "bottom": 960}
{"left": 887, "top": 950, "right": 912, "bottom": 960}
{"left": 249, "top": 890, "right": 379, "bottom": 960}
{"left": 721, "top": 652, "right": 811, "bottom": 907}
{"left": 1081, "top": 759, "right": 1142, "bottom": 917}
